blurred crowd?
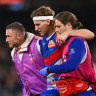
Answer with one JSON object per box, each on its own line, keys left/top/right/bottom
{"left": 0, "top": 41, "right": 22, "bottom": 96}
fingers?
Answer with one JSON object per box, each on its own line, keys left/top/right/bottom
{"left": 56, "top": 39, "right": 64, "bottom": 45}
{"left": 56, "top": 33, "right": 67, "bottom": 44}
{"left": 56, "top": 34, "right": 65, "bottom": 44}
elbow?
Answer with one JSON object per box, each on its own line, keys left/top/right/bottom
{"left": 89, "top": 31, "right": 95, "bottom": 40}
{"left": 92, "top": 33, "right": 95, "bottom": 38}
{"left": 91, "top": 32, "right": 95, "bottom": 39}
{"left": 83, "top": 29, "right": 95, "bottom": 40}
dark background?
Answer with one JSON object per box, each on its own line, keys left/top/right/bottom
{"left": 0, "top": 0, "right": 96, "bottom": 96}
{"left": 0, "top": 0, "right": 96, "bottom": 49}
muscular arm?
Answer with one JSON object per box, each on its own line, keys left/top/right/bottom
{"left": 69, "top": 29, "right": 95, "bottom": 40}
{"left": 56, "top": 29, "right": 95, "bottom": 44}
{"left": 50, "top": 37, "right": 86, "bottom": 73}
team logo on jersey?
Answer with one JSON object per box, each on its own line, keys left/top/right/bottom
{"left": 48, "top": 40, "right": 55, "bottom": 48}
{"left": 63, "top": 55, "right": 67, "bottom": 62}
{"left": 29, "top": 54, "right": 31, "bottom": 57}
{"left": 29, "top": 53, "right": 34, "bottom": 61}
{"left": 69, "top": 48, "right": 75, "bottom": 54}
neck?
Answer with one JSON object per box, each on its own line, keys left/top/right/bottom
{"left": 47, "top": 28, "right": 55, "bottom": 37}
{"left": 17, "top": 34, "right": 26, "bottom": 48}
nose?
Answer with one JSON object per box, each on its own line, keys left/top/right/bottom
{"left": 35, "top": 26, "right": 39, "bottom": 31}
{"left": 55, "top": 27, "right": 58, "bottom": 33}
{"left": 6, "top": 38, "right": 9, "bottom": 43}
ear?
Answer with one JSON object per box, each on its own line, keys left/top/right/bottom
{"left": 17, "top": 33, "right": 22, "bottom": 40}
{"left": 46, "top": 19, "right": 51, "bottom": 25}
{"left": 66, "top": 22, "right": 72, "bottom": 29}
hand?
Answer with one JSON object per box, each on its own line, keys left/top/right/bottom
{"left": 39, "top": 67, "right": 48, "bottom": 76}
{"left": 56, "top": 31, "right": 69, "bottom": 45}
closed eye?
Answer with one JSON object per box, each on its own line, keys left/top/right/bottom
{"left": 55, "top": 25, "right": 60, "bottom": 28}
{"left": 35, "top": 24, "right": 40, "bottom": 26}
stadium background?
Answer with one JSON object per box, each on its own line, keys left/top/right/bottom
{"left": 0, "top": 0, "right": 96, "bottom": 96}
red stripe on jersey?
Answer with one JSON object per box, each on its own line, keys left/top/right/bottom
{"left": 44, "top": 46, "right": 63, "bottom": 66}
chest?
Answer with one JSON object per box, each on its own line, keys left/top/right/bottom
{"left": 43, "top": 37, "right": 59, "bottom": 57}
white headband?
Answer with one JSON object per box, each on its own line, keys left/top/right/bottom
{"left": 33, "top": 16, "right": 54, "bottom": 21}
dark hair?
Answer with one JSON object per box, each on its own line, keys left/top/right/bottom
{"left": 55, "top": 11, "right": 83, "bottom": 29}
{"left": 6, "top": 22, "right": 25, "bottom": 34}
{"left": 31, "top": 6, "right": 55, "bottom": 30}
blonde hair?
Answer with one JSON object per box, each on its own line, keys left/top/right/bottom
{"left": 31, "top": 6, "right": 55, "bottom": 30}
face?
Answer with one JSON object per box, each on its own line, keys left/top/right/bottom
{"left": 55, "top": 19, "right": 67, "bottom": 34}
{"left": 34, "top": 20, "right": 49, "bottom": 36}
{"left": 6, "top": 29, "right": 20, "bottom": 48}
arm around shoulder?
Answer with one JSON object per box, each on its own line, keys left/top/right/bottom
{"left": 56, "top": 29, "right": 95, "bottom": 45}
{"left": 69, "top": 29, "right": 95, "bottom": 40}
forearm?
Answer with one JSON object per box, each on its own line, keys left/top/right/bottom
{"left": 49, "top": 37, "right": 86, "bottom": 74}
{"left": 49, "top": 59, "right": 79, "bottom": 73}
{"left": 69, "top": 29, "right": 95, "bottom": 40}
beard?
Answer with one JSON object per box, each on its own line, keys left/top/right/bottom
{"left": 8, "top": 41, "right": 19, "bottom": 48}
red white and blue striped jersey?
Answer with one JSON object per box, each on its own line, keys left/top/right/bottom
{"left": 42, "top": 32, "right": 63, "bottom": 67}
